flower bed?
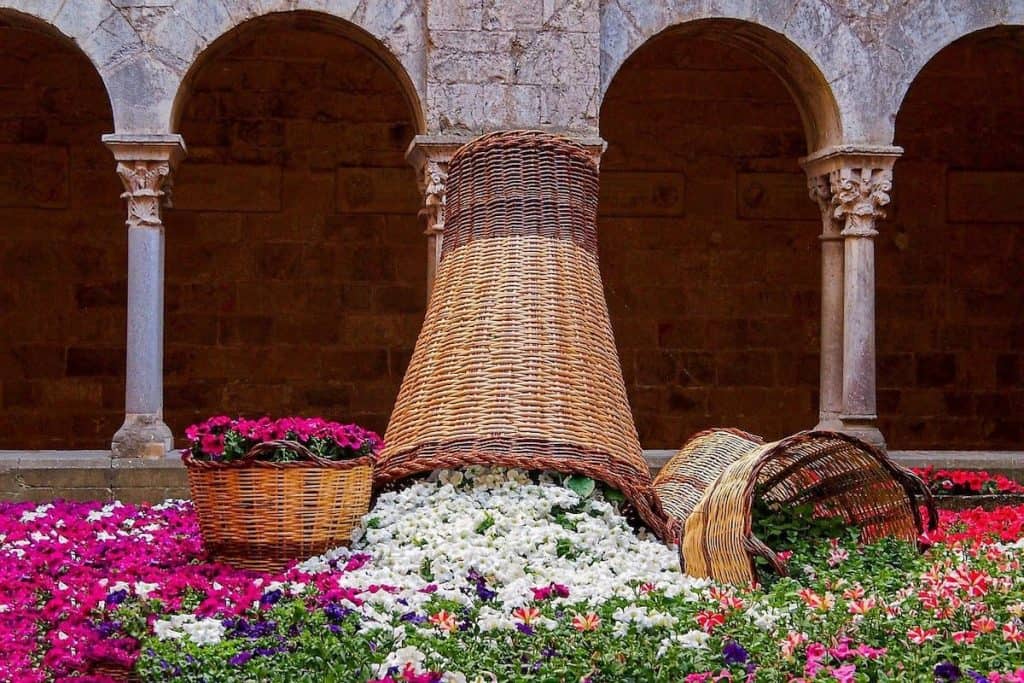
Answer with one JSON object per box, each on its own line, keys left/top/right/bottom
{"left": 3, "top": 468, "right": 1024, "bottom": 682}
{"left": 913, "top": 467, "right": 1024, "bottom": 496}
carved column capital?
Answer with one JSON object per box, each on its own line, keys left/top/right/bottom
{"left": 575, "top": 136, "right": 608, "bottom": 171}
{"left": 421, "top": 158, "right": 449, "bottom": 236}
{"left": 406, "top": 135, "right": 465, "bottom": 238}
{"left": 829, "top": 166, "right": 892, "bottom": 238}
{"left": 800, "top": 144, "right": 902, "bottom": 240}
{"left": 115, "top": 160, "right": 171, "bottom": 229}
{"left": 103, "top": 134, "right": 187, "bottom": 230}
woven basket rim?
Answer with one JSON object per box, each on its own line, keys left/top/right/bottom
{"left": 755, "top": 430, "right": 937, "bottom": 529}
{"left": 182, "top": 451, "right": 375, "bottom": 471}
{"left": 447, "top": 129, "right": 596, "bottom": 171}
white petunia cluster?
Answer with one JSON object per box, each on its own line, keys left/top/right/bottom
{"left": 153, "top": 614, "right": 226, "bottom": 645}
{"left": 300, "top": 467, "right": 709, "bottom": 617}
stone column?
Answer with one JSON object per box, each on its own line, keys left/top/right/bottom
{"left": 406, "top": 136, "right": 464, "bottom": 301}
{"left": 805, "top": 173, "right": 844, "bottom": 431}
{"left": 801, "top": 146, "right": 901, "bottom": 448}
{"left": 102, "top": 134, "right": 187, "bottom": 459}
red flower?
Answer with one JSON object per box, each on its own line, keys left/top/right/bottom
{"left": 695, "top": 610, "right": 725, "bottom": 632}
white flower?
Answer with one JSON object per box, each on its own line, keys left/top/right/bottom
{"left": 134, "top": 581, "right": 159, "bottom": 599}
{"left": 154, "top": 615, "right": 225, "bottom": 645}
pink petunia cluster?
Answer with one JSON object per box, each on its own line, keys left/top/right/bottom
{"left": 0, "top": 499, "right": 372, "bottom": 682}
{"left": 184, "top": 415, "right": 384, "bottom": 463}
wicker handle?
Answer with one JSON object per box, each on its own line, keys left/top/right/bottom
{"left": 242, "top": 439, "right": 336, "bottom": 467}
{"left": 745, "top": 534, "right": 789, "bottom": 577}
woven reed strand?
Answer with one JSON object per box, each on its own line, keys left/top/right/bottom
{"left": 664, "top": 429, "right": 937, "bottom": 586}
{"left": 184, "top": 441, "right": 373, "bottom": 572}
{"left": 376, "top": 130, "right": 668, "bottom": 539}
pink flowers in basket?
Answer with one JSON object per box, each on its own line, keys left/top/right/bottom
{"left": 183, "top": 415, "right": 383, "bottom": 463}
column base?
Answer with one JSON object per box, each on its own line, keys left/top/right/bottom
{"left": 814, "top": 415, "right": 845, "bottom": 432}
{"left": 837, "top": 416, "right": 886, "bottom": 451}
{"left": 112, "top": 413, "right": 173, "bottom": 459}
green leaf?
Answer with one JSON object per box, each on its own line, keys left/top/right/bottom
{"left": 604, "top": 487, "right": 626, "bottom": 504}
{"left": 564, "top": 475, "right": 596, "bottom": 498}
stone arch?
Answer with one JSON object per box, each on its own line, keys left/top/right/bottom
{"left": 890, "top": 7, "right": 1024, "bottom": 128}
{"left": 0, "top": 8, "right": 124, "bottom": 448}
{"left": 169, "top": 7, "right": 425, "bottom": 136}
{"left": 598, "top": 19, "right": 823, "bottom": 448}
{"left": 878, "top": 25, "right": 1024, "bottom": 449}
{"left": 162, "top": 9, "right": 425, "bottom": 442}
{"left": 601, "top": 12, "right": 843, "bottom": 150}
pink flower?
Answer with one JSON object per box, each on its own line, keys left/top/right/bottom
{"left": 831, "top": 663, "right": 857, "bottom": 683}
{"left": 571, "top": 613, "right": 601, "bottom": 632}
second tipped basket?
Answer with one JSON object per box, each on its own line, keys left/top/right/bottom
{"left": 375, "top": 130, "right": 669, "bottom": 539}
{"left": 184, "top": 440, "right": 373, "bottom": 572}
{"left": 654, "top": 429, "right": 937, "bottom": 585}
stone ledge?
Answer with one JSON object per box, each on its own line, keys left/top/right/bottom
{"left": 0, "top": 449, "right": 1021, "bottom": 504}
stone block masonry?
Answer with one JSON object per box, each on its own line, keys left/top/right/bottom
{"left": 0, "top": 25, "right": 125, "bottom": 449}
{"left": 879, "top": 34, "right": 1024, "bottom": 449}
{"left": 599, "top": 35, "right": 819, "bottom": 448}
{"left": 163, "top": 19, "right": 425, "bottom": 445}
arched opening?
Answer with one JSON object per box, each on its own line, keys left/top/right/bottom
{"left": 883, "top": 27, "right": 1024, "bottom": 449}
{"left": 165, "top": 12, "right": 424, "bottom": 442}
{"left": 0, "top": 12, "right": 122, "bottom": 449}
{"left": 599, "top": 20, "right": 833, "bottom": 447}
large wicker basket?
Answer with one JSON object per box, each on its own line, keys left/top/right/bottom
{"left": 375, "top": 130, "right": 668, "bottom": 539}
{"left": 184, "top": 440, "right": 373, "bottom": 572}
{"left": 654, "top": 429, "right": 937, "bottom": 585}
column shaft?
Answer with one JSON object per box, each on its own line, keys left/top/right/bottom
{"left": 809, "top": 175, "right": 844, "bottom": 429}
{"left": 125, "top": 224, "right": 165, "bottom": 417}
{"left": 841, "top": 233, "right": 877, "bottom": 422}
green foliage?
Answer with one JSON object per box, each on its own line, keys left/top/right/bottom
{"left": 563, "top": 475, "right": 596, "bottom": 499}
{"left": 475, "top": 513, "right": 495, "bottom": 534}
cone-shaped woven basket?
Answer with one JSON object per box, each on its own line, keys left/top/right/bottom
{"left": 654, "top": 429, "right": 937, "bottom": 585}
{"left": 376, "top": 130, "right": 668, "bottom": 539}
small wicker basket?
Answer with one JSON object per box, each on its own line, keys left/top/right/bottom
{"left": 184, "top": 440, "right": 373, "bottom": 572}
{"left": 654, "top": 429, "right": 937, "bottom": 586}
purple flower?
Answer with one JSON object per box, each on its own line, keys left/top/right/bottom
{"left": 966, "top": 672, "right": 987, "bottom": 683}
{"left": 325, "top": 604, "right": 352, "bottom": 622}
{"left": 935, "top": 662, "right": 961, "bottom": 682}
{"left": 259, "top": 589, "right": 283, "bottom": 607}
{"left": 93, "top": 620, "right": 120, "bottom": 638}
{"left": 401, "top": 612, "right": 427, "bottom": 624}
{"left": 516, "top": 623, "right": 535, "bottom": 636}
{"left": 229, "top": 651, "right": 253, "bottom": 667}
{"left": 105, "top": 589, "right": 128, "bottom": 607}
{"left": 723, "top": 640, "right": 749, "bottom": 666}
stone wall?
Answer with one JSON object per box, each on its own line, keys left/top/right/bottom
{"left": 0, "top": 3, "right": 1022, "bottom": 454}
{"left": 0, "top": 25, "right": 124, "bottom": 449}
{"left": 879, "top": 29, "right": 1024, "bottom": 449}
{"left": 163, "top": 17, "right": 424, "bottom": 443}
{"left": 599, "top": 32, "right": 819, "bottom": 448}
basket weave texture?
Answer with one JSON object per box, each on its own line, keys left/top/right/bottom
{"left": 652, "top": 428, "right": 765, "bottom": 543}
{"left": 654, "top": 429, "right": 937, "bottom": 585}
{"left": 184, "top": 440, "right": 373, "bottom": 572}
{"left": 375, "top": 130, "right": 668, "bottom": 538}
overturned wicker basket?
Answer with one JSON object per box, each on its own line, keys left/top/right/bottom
{"left": 184, "top": 440, "right": 373, "bottom": 572}
{"left": 653, "top": 429, "right": 937, "bottom": 585}
{"left": 375, "top": 130, "right": 669, "bottom": 539}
